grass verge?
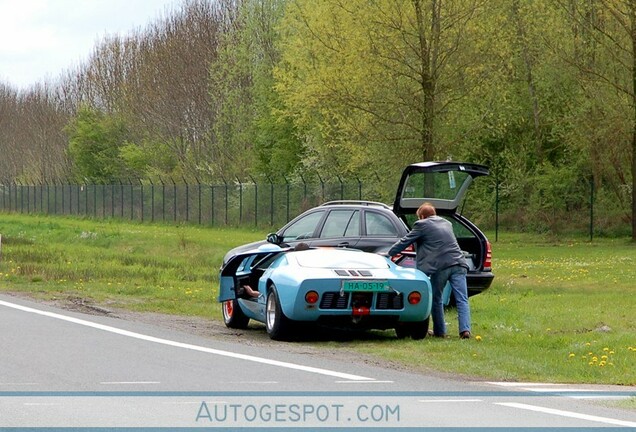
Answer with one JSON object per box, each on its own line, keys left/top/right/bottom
{"left": 0, "top": 214, "right": 634, "bottom": 385}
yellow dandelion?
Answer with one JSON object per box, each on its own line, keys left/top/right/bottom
{"left": 568, "top": 353, "right": 575, "bottom": 358}
{"left": 475, "top": 335, "right": 482, "bottom": 341}
{"left": 601, "top": 355, "right": 608, "bottom": 360}
{"left": 603, "top": 347, "right": 609, "bottom": 352}
{"left": 586, "top": 342, "right": 591, "bottom": 346}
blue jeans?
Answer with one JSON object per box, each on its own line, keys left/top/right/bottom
{"left": 430, "top": 265, "right": 470, "bottom": 336}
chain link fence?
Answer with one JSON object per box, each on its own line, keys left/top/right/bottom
{"left": 0, "top": 178, "right": 372, "bottom": 229}
{"left": 0, "top": 177, "right": 630, "bottom": 239}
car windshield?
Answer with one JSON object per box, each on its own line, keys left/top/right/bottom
{"left": 293, "top": 249, "right": 389, "bottom": 269}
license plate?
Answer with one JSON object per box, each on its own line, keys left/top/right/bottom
{"left": 342, "top": 280, "right": 390, "bottom": 292}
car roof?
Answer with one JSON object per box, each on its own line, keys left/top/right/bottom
{"left": 320, "top": 200, "right": 393, "bottom": 210}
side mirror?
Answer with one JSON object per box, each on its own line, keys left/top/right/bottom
{"left": 266, "top": 233, "right": 282, "bottom": 244}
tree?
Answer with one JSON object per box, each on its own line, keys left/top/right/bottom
{"left": 274, "top": 0, "right": 487, "bottom": 185}
{"left": 66, "top": 106, "right": 129, "bottom": 182}
{"left": 555, "top": 0, "right": 636, "bottom": 239}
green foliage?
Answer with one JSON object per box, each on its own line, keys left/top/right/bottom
{"left": 208, "top": 0, "right": 302, "bottom": 180}
{"left": 66, "top": 106, "right": 128, "bottom": 182}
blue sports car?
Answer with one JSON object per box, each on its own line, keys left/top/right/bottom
{"left": 218, "top": 243, "right": 432, "bottom": 341}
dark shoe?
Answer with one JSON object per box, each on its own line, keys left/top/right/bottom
{"left": 460, "top": 331, "right": 471, "bottom": 339}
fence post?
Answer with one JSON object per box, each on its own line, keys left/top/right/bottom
{"left": 589, "top": 176, "right": 594, "bottom": 242}
{"left": 149, "top": 178, "right": 154, "bottom": 223}
{"left": 77, "top": 180, "right": 81, "bottom": 215}
{"left": 170, "top": 177, "right": 177, "bottom": 222}
{"left": 268, "top": 175, "right": 274, "bottom": 226}
{"left": 317, "top": 173, "right": 325, "bottom": 202}
{"left": 336, "top": 175, "right": 344, "bottom": 200}
{"left": 196, "top": 176, "right": 202, "bottom": 225}
{"left": 211, "top": 182, "right": 215, "bottom": 226}
{"left": 139, "top": 178, "right": 144, "bottom": 222}
{"left": 249, "top": 175, "right": 258, "bottom": 227}
{"left": 83, "top": 181, "right": 88, "bottom": 216}
{"left": 159, "top": 177, "right": 165, "bottom": 222}
{"left": 128, "top": 178, "right": 133, "bottom": 220}
{"left": 300, "top": 173, "right": 307, "bottom": 202}
{"left": 283, "top": 175, "right": 290, "bottom": 222}
{"left": 495, "top": 176, "right": 499, "bottom": 242}
{"left": 44, "top": 179, "right": 49, "bottom": 214}
{"left": 221, "top": 176, "right": 228, "bottom": 226}
{"left": 93, "top": 182, "right": 97, "bottom": 218}
{"left": 356, "top": 177, "right": 362, "bottom": 200}
{"left": 183, "top": 176, "right": 189, "bottom": 222}
{"left": 237, "top": 176, "right": 243, "bottom": 225}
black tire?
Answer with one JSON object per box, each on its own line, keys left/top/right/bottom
{"left": 395, "top": 324, "right": 410, "bottom": 339}
{"left": 222, "top": 299, "right": 249, "bottom": 329}
{"left": 265, "top": 285, "right": 292, "bottom": 340}
{"left": 409, "top": 317, "right": 430, "bottom": 340}
{"left": 395, "top": 317, "right": 430, "bottom": 340}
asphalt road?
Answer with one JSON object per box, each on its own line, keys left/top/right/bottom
{"left": 1, "top": 293, "right": 634, "bottom": 429}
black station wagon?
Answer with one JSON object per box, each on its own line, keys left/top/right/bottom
{"left": 223, "top": 161, "right": 494, "bottom": 297}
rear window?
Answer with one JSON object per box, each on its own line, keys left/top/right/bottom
{"left": 402, "top": 171, "right": 472, "bottom": 201}
{"left": 404, "top": 215, "right": 475, "bottom": 239}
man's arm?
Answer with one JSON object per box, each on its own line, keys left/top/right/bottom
{"left": 388, "top": 227, "right": 421, "bottom": 256}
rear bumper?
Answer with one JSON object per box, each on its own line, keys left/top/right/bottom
{"left": 467, "top": 272, "right": 495, "bottom": 296}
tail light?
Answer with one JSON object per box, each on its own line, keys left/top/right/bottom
{"left": 391, "top": 244, "right": 415, "bottom": 263}
{"left": 407, "top": 291, "right": 421, "bottom": 305}
{"left": 305, "top": 291, "right": 319, "bottom": 304}
{"left": 484, "top": 241, "right": 492, "bottom": 270}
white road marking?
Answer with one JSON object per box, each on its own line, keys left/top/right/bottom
{"left": 335, "top": 380, "right": 393, "bottom": 384}
{"left": 0, "top": 383, "right": 38, "bottom": 386}
{"left": 0, "top": 300, "right": 375, "bottom": 382}
{"left": 419, "top": 399, "right": 483, "bottom": 403}
{"left": 226, "top": 381, "right": 278, "bottom": 384}
{"left": 487, "top": 381, "right": 633, "bottom": 400}
{"left": 522, "top": 388, "right": 602, "bottom": 393}
{"left": 496, "top": 402, "right": 636, "bottom": 427}
{"left": 487, "top": 382, "right": 559, "bottom": 387}
{"left": 100, "top": 381, "right": 161, "bottom": 385}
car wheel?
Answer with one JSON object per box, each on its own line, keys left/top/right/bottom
{"left": 222, "top": 299, "right": 249, "bottom": 329}
{"left": 409, "top": 317, "right": 430, "bottom": 340}
{"left": 394, "top": 324, "right": 410, "bottom": 339}
{"left": 395, "top": 317, "right": 430, "bottom": 340}
{"left": 265, "top": 285, "right": 292, "bottom": 341}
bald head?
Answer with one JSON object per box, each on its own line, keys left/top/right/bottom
{"left": 416, "top": 203, "right": 436, "bottom": 220}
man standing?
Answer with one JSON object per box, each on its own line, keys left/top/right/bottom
{"left": 388, "top": 202, "right": 471, "bottom": 339}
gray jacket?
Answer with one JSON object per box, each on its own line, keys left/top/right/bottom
{"left": 388, "top": 216, "right": 467, "bottom": 275}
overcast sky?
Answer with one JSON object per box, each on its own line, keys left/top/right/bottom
{"left": 0, "top": 0, "right": 180, "bottom": 90}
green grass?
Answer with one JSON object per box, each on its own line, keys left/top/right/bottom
{"left": 1, "top": 214, "right": 634, "bottom": 385}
